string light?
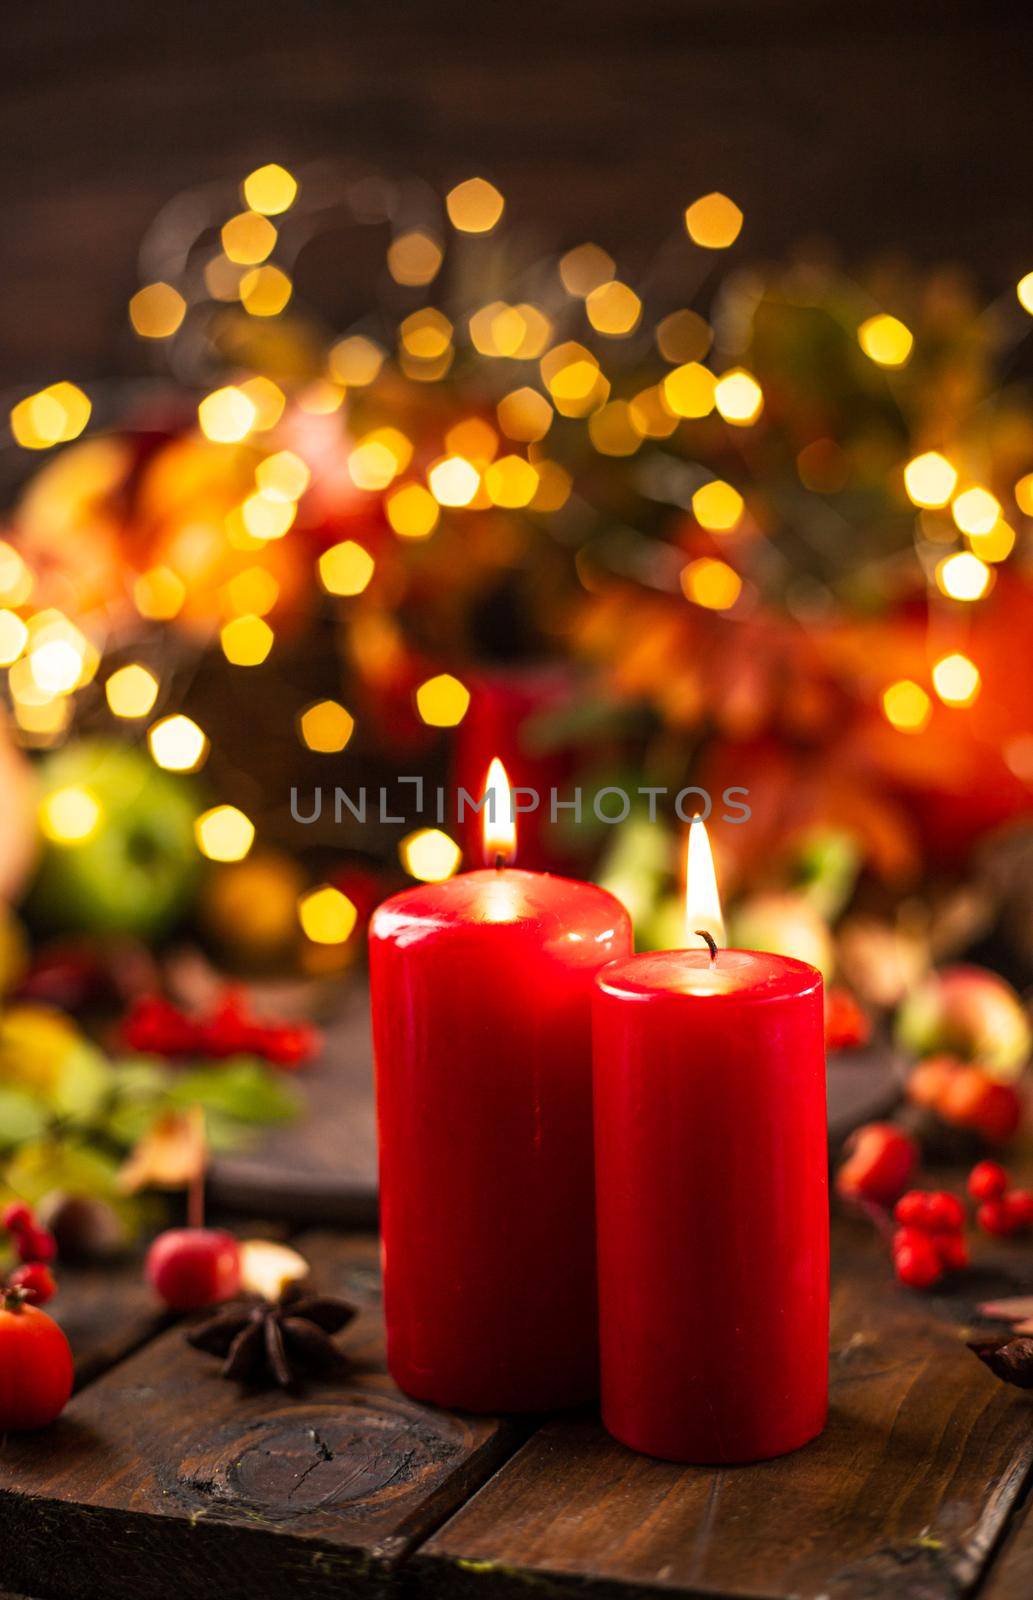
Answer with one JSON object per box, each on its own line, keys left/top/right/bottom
{"left": 39, "top": 786, "right": 102, "bottom": 845}
{"left": 11, "top": 384, "right": 91, "bottom": 450}
{"left": 386, "top": 483, "right": 440, "bottom": 539}
{"left": 692, "top": 480, "right": 744, "bottom": 532}
{"left": 428, "top": 456, "right": 480, "bottom": 506}
{"left": 680, "top": 557, "right": 742, "bottom": 610}
{"left": 714, "top": 369, "right": 763, "bottom": 425}
{"left": 220, "top": 615, "right": 274, "bottom": 666}
{"left": 952, "top": 487, "right": 1000, "bottom": 536}
{"left": 198, "top": 386, "right": 256, "bottom": 443}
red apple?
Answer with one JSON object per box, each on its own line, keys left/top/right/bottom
{"left": 145, "top": 1228, "right": 241, "bottom": 1311}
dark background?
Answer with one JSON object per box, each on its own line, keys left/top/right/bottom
{"left": 3, "top": 1, "right": 1031, "bottom": 386}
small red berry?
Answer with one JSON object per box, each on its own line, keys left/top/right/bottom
{"left": 977, "top": 1198, "right": 1017, "bottom": 1238}
{"left": 893, "top": 1225, "right": 928, "bottom": 1255}
{"left": 932, "top": 1233, "right": 970, "bottom": 1273}
{"left": 836, "top": 1123, "right": 918, "bottom": 1207}
{"left": 7, "top": 1262, "right": 57, "bottom": 1305}
{"left": 1004, "top": 1190, "right": 1033, "bottom": 1233}
{"left": 15, "top": 1226, "right": 57, "bottom": 1264}
{"left": 2, "top": 1202, "right": 34, "bottom": 1234}
{"left": 894, "top": 1233, "right": 943, "bottom": 1289}
{"left": 925, "top": 1191, "right": 965, "bottom": 1232}
{"left": 894, "top": 1191, "right": 933, "bottom": 1229}
{"left": 968, "top": 1161, "right": 1009, "bottom": 1203}
{"left": 145, "top": 1228, "right": 242, "bottom": 1311}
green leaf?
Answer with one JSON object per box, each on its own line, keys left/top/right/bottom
{"left": 0, "top": 1088, "right": 48, "bottom": 1148}
{"left": 169, "top": 1058, "right": 299, "bottom": 1125}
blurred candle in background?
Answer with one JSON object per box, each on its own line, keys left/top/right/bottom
{"left": 593, "top": 817, "right": 828, "bottom": 1463}
{"left": 370, "top": 759, "right": 632, "bottom": 1412}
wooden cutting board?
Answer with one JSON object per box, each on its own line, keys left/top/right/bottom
{"left": 209, "top": 980, "right": 901, "bottom": 1224}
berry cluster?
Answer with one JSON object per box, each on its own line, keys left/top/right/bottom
{"left": 892, "top": 1190, "right": 968, "bottom": 1288}
{"left": 907, "top": 1057, "right": 1022, "bottom": 1143}
{"left": 123, "top": 988, "right": 319, "bottom": 1069}
{"left": 967, "top": 1161, "right": 1033, "bottom": 1237}
{"left": 2, "top": 1202, "right": 58, "bottom": 1305}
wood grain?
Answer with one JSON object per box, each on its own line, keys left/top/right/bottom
{"left": 415, "top": 1218, "right": 1033, "bottom": 1600}
{"left": 208, "top": 986, "right": 379, "bottom": 1226}
{"left": 0, "top": 1233, "right": 521, "bottom": 1600}
{"left": 51, "top": 1257, "right": 169, "bottom": 1389}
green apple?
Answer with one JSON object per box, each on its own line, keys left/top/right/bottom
{"left": 29, "top": 740, "right": 202, "bottom": 939}
{"left": 896, "top": 964, "right": 1032, "bottom": 1083}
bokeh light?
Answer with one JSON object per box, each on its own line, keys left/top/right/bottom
{"left": 415, "top": 673, "right": 471, "bottom": 727}
{"left": 195, "top": 805, "right": 255, "bottom": 862}
{"left": 242, "top": 163, "right": 298, "bottom": 216}
{"left": 148, "top": 714, "right": 209, "bottom": 772}
{"left": 684, "top": 193, "right": 743, "bottom": 249}
{"left": 298, "top": 885, "right": 357, "bottom": 944}
{"left": 932, "top": 653, "right": 981, "bottom": 706}
{"left": 858, "top": 314, "right": 913, "bottom": 367}
{"left": 446, "top": 177, "right": 505, "bottom": 233}
{"left": 882, "top": 679, "right": 932, "bottom": 732}
{"left": 105, "top": 664, "right": 159, "bottom": 719}
{"left": 318, "top": 541, "right": 375, "bottom": 596}
{"left": 299, "top": 700, "right": 355, "bottom": 753}
{"left": 400, "top": 828, "right": 462, "bottom": 882}
{"left": 680, "top": 557, "right": 743, "bottom": 610}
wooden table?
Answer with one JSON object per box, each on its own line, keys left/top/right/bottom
{"left": 3, "top": 1207, "right": 1033, "bottom": 1600}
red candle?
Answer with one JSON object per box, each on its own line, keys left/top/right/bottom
{"left": 593, "top": 819, "right": 828, "bottom": 1463}
{"left": 370, "top": 760, "right": 632, "bottom": 1412}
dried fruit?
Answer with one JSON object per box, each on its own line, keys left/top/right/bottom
{"left": 969, "top": 1336, "right": 1033, "bottom": 1388}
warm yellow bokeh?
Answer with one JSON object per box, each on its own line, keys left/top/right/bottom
{"left": 198, "top": 386, "right": 256, "bottom": 443}
{"left": 428, "top": 456, "right": 480, "bottom": 507}
{"left": 680, "top": 557, "right": 743, "bottom": 610}
{"left": 388, "top": 230, "right": 443, "bottom": 286}
{"left": 663, "top": 362, "right": 716, "bottom": 419}
{"left": 936, "top": 551, "right": 991, "bottom": 601}
{"left": 221, "top": 211, "right": 277, "bottom": 265}
{"left": 484, "top": 454, "right": 539, "bottom": 505}
{"left": 129, "top": 282, "right": 187, "bottom": 339}
{"left": 318, "top": 541, "right": 375, "bottom": 596}
{"left": 446, "top": 177, "right": 504, "bottom": 233}
{"left": 497, "top": 387, "right": 553, "bottom": 442}
{"left": 386, "top": 482, "right": 440, "bottom": 540}
{"left": 559, "top": 243, "right": 615, "bottom": 298}
{"left": 693, "top": 480, "right": 744, "bottom": 532}
{"left": 134, "top": 567, "right": 186, "bottom": 620}
{"left": 400, "top": 828, "right": 462, "bottom": 882}
{"left": 40, "top": 786, "right": 102, "bottom": 845}
{"left": 585, "top": 280, "right": 642, "bottom": 337}
{"left": 882, "top": 679, "right": 932, "bottom": 732}
{"left": 299, "top": 700, "right": 355, "bottom": 753}
{"left": 415, "top": 673, "right": 471, "bottom": 727}
{"left": 106, "top": 664, "right": 159, "bottom": 719}
{"left": 932, "top": 653, "right": 981, "bottom": 706}
{"left": 0, "top": 610, "right": 28, "bottom": 666}
{"left": 684, "top": 193, "right": 743, "bottom": 249}
{"left": 240, "top": 265, "right": 292, "bottom": 318}
{"left": 195, "top": 805, "right": 255, "bottom": 862}
{"left": 148, "top": 714, "right": 209, "bottom": 772}
{"left": 298, "top": 885, "right": 357, "bottom": 944}
{"left": 858, "top": 314, "right": 913, "bottom": 367}
{"left": 904, "top": 451, "right": 957, "bottom": 508}
{"left": 328, "top": 336, "right": 385, "bottom": 387}
{"left": 714, "top": 369, "right": 763, "bottom": 425}
{"left": 221, "top": 614, "right": 274, "bottom": 666}
{"left": 242, "top": 163, "right": 298, "bottom": 216}
{"left": 951, "top": 487, "right": 1000, "bottom": 536}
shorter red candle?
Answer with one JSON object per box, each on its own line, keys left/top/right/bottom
{"left": 592, "top": 820, "right": 828, "bottom": 1463}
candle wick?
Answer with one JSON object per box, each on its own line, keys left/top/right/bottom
{"left": 695, "top": 928, "right": 718, "bottom": 964}
{"left": 494, "top": 852, "right": 505, "bottom": 872}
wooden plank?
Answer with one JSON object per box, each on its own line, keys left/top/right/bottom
{"left": 50, "top": 1259, "right": 169, "bottom": 1389}
{"left": 414, "top": 1219, "right": 1033, "bottom": 1600}
{"left": 980, "top": 1487, "right": 1033, "bottom": 1600}
{"left": 208, "top": 984, "right": 378, "bottom": 1226}
{"left": 0, "top": 1232, "right": 522, "bottom": 1600}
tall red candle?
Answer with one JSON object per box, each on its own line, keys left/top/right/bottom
{"left": 370, "top": 761, "right": 632, "bottom": 1413}
{"left": 592, "top": 822, "right": 828, "bottom": 1463}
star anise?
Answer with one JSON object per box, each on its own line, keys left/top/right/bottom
{"left": 187, "top": 1281, "right": 358, "bottom": 1388}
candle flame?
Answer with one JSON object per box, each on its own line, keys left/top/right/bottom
{"left": 685, "top": 816, "right": 725, "bottom": 949}
{"left": 482, "top": 757, "right": 516, "bottom": 866}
